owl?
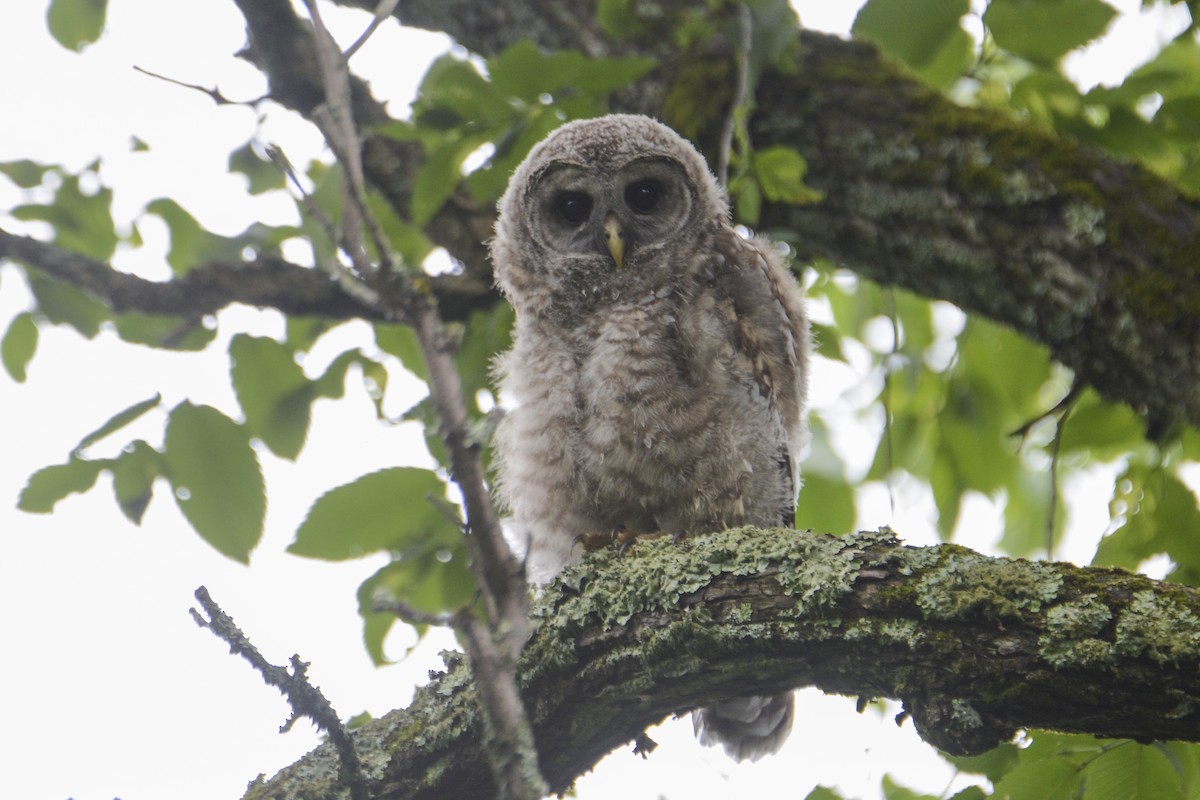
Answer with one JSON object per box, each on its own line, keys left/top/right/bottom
{"left": 490, "top": 114, "right": 811, "bottom": 762}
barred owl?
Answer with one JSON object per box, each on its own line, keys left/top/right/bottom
{"left": 490, "top": 114, "right": 810, "bottom": 762}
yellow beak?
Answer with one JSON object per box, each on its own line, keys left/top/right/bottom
{"left": 604, "top": 215, "right": 624, "bottom": 269}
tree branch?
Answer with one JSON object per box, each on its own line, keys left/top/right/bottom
{"left": 0, "top": 227, "right": 496, "bottom": 323}
{"left": 240, "top": 527, "right": 1200, "bottom": 799}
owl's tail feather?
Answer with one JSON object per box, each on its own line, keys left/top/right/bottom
{"left": 692, "top": 692, "right": 795, "bottom": 762}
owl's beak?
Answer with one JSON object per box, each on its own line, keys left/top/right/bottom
{"left": 604, "top": 214, "right": 625, "bottom": 269}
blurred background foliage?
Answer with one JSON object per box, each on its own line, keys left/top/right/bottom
{"left": 4, "top": 0, "right": 1200, "bottom": 797}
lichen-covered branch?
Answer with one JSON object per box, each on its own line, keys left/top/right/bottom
{"left": 242, "top": 527, "right": 1200, "bottom": 800}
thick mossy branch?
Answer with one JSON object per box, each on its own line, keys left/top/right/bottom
{"left": 242, "top": 528, "right": 1200, "bottom": 800}
{"left": 750, "top": 35, "right": 1200, "bottom": 437}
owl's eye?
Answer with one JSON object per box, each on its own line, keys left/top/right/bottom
{"left": 625, "top": 180, "right": 661, "bottom": 214}
{"left": 554, "top": 191, "right": 592, "bottom": 225}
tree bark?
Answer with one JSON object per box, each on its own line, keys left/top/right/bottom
{"left": 241, "top": 527, "right": 1200, "bottom": 800}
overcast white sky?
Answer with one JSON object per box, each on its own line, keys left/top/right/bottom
{"left": 0, "top": 2, "right": 1190, "bottom": 799}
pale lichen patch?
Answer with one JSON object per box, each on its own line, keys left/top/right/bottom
{"left": 916, "top": 550, "right": 1063, "bottom": 623}
{"left": 1038, "top": 595, "right": 1114, "bottom": 669}
{"left": 1113, "top": 589, "right": 1200, "bottom": 666}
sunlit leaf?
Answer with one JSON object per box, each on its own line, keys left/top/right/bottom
{"left": 113, "top": 312, "right": 216, "bottom": 350}
{"left": 27, "top": 273, "right": 110, "bottom": 339}
{"left": 12, "top": 173, "right": 118, "bottom": 260}
{"left": 290, "top": 467, "right": 461, "bottom": 561}
{"left": 356, "top": 548, "right": 475, "bottom": 665}
{"left": 110, "top": 440, "right": 161, "bottom": 524}
{"left": 47, "top": 0, "right": 108, "bottom": 51}
{"left": 163, "top": 402, "right": 264, "bottom": 563}
{"left": 18, "top": 456, "right": 111, "bottom": 513}
{"left": 1059, "top": 390, "right": 1146, "bottom": 461}
{"left": 947, "top": 742, "right": 1022, "bottom": 783}
{"left": 487, "top": 40, "right": 655, "bottom": 102}
{"left": 802, "top": 787, "right": 847, "bottom": 800}
{"left": 229, "top": 334, "right": 312, "bottom": 460}
{"left": 881, "top": 773, "right": 941, "bottom": 799}
{"left": 796, "top": 472, "right": 856, "bottom": 534}
{"left": 0, "top": 159, "right": 54, "bottom": 188}
{"left": 228, "top": 141, "right": 286, "bottom": 195}
{"left": 753, "top": 146, "right": 823, "bottom": 205}
{"left": 984, "top": 0, "right": 1117, "bottom": 65}
{"left": 853, "top": 0, "right": 973, "bottom": 87}
{"left": 375, "top": 323, "right": 429, "bottom": 381}
{"left": 993, "top": 755, "right": 1082, "bottom": 799}
{"left": 73, "top": 394, "right": 161, "bottom": 454}
{"left": 1, "top": 311, "right": 39, "bottom": 382}
{"left": 1081, "top": 742, "right": 1183, "bottom": 800}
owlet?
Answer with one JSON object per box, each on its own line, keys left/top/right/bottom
{"left": 490, "top": 114, "right": 811, "bottom": 762}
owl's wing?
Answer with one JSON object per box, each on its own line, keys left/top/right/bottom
{"left": 717, "top": 230, "right": 811, "bottom": 526}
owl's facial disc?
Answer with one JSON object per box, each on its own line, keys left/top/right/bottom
{"left": 529, "top": 157, "right": 693, "bottom": 270}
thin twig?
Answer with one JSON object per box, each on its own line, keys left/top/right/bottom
{"left": 192, "top": 586, "right": 368, "bottom": 800}
{"left": 1010, "top": 381, "right": 1083, "bottom": 440}
{"left": 344, "top": 0, "right": 400, "bottom": 60}
{"left": 266, "top": 145, "right": 385, "bottom": 310}
{"left": 374, "top": 594, "right": 454, "bottom": 628}
{"left": 133, "top": 65, "right": 263, "bottom": 107}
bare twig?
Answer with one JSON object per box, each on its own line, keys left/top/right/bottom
{"left": 132, "top": 65, "right": 263, "bottom": 107}
{"left": 344, "top": 0, "right": 401, "bottom": 59}
{"left": 374, "top": 594, "right": 454, "bottom": 628}
{"left": 191, "top": 586, "right": 368, "bottom": 800}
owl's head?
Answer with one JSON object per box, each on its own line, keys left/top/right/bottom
{"left": 492, "top": 115, "right": 727, "bottom": 319}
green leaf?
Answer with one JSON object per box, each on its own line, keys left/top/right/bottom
{"left": 753, "top": 145, "right": 823, "bottom": 205}
{"left": 802, "top": 788, "right": 846, "bottom": 800}
{"left": 984, "top": 0, "right": 1118, "bottom": 65}
{"left": 488, "top": 40, "right": 656, "bottom": 102}
{"left": 853, "top": 0, "right": 973, "bottom": 87}
{"left": 1059, "top": 390, "right": 1146, "bottom": 460}
{"left": 795, "top": 472, "right": 856, "bottom": 534}
{"left": 881, "top": 774, "right": 940, "bottom": 800}
{"left": 47, "top": 0, "right": 108, "bottom": 51}
{"left": 74, "top": 394, "right": 162, "bottom": 454}
{"left": 1, "top": 311, "right": 39, "bottom": 382}
{"left": 229, "top": 334, "right": 312, "bottom": 460}
{"left": 356, "top": 546, "right": 475, "bottom": 664}
{"left": 163, "top": 402, "right": 264, "bottom": 563}
{"left": 112, "top": 312, "right": 217, "bottom": 351}
{"left": 145, "top": 198, "right": 288, "bottom": 276}
{"left": 228, "top": 141, "right": 285, "bottom": 195}
{"left": 1081, "top": 742, "right": 1183, "bottom": 800}
{"left": 994, "top": 756, "right": 1083, "bottom": 799}
{"left": 290, "top": 467, "right": 460, "bottom": 561}
{"left": 110, "top": 440, "right": 161, "bottom": 524}
{"left": 27, "top": 273, "right": 109, "bottom": 339}
{"left": 597, "top": 0, "right": 649, "bottom": 38}
{"left": 0, "top": 159, "right": 55, "bottom": 188}
{"left": 12, "top": 172, "right": 118, "bottom": 260}
{"left": 947, "top": 742, "right": 1023, "bottom": 783}
{"left": 18, "top": 456, "right": 111, "bottom": 513}
{"left": 946, "top": 789, "right": 987, "bottom": 800}
{"left": 456, "top": 304, "right": 514, "bottom": 408}
{"left": 375, "top": 323, "right": 429, "bottom": 381}
{"left": 1094, "top": 465, "right": 1200, "bottom": 577}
